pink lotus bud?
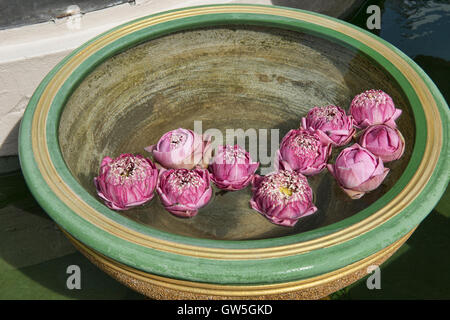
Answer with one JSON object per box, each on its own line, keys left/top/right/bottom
{"left": 145, "top": 128, "right": 212, "bottom": 170}
{"left": 209, "top": 145, "right": 259, "bottom": 191}
{"left": 276, "top": 128, "right": 332, "bottom": 175}
{"left": 250, "top": 170, "right": 317, "bottom": 227}
{"left": 350, "top": 89, "right": 402, "bottom": 128}
{"left": 327, "top": 144, "right": 389, "bottom": 199}
{"left": 301, "top": 105, "right": 356, "bottom": 146}
{"left": 94, "top": 154, "right": 158, "bottom": 210}
{"left": 359, "top": 124, "right": 405, "bottom": 162}
{"left": 156, "top": 168, "right": 212, "bottom": 217}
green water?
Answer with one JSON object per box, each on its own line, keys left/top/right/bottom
{"left": 0, "top": 0, "right": 448, "bottom": 299}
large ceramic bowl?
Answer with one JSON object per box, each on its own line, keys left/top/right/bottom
{"left": 19, "top": 5, "right": 449, "bottom": 299}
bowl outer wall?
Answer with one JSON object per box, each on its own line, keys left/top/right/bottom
{"left": 18, "top": 4, "right": 450, "bottom": 285}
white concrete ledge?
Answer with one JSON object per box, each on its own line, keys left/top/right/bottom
{"left": 0, "top": 0, "right": 273, "bottom": 157}
{"left": 0, "top": 0, "right": 361, "bottom": 157}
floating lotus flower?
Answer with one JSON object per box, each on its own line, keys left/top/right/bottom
{"left": 209, "top": 144, "right": 259, "bottom": 191}
{"left": 156, "top": 168, "right": 212, "bottom": 217}
{"left": 327, "top": 144, "right": 389, "bottom": 199}
{"left": 301, "top": 105, "right": 355, "bottom": 146}
{"left": 145, "top": 128, "right": 212, "bottom": 170}
{"left": 250, "top": 170, "right": 317, "bottom": 227}
{"left": 276, "top": 128, "right": 332, "bottom": 175}
{"left": 94, "top": 153, "right": 158, "bottom": 210}
{"left": 359, "top": 124, "right": 405, "bottom": 162}
{"left": 350, "top": 89, "right": 402, "bottom": 128}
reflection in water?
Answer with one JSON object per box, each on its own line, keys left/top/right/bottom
{"left": 351, "top": 0, "right": 450, "bottom": 102}
{"left": 381, "top": 0, "right": 450, "bottom": 60}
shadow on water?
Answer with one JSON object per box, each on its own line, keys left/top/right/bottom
{"left": 0, "top": 171, "right": 144, "bottom": 299}
{"left": 413, "top": 55, "right": 450, "bottom": 103}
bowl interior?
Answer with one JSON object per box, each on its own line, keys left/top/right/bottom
{"left": 58, "top": 25, "right": 415, "bottom": 240}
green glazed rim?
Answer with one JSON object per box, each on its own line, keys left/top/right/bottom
{"left": 19, "top": 4, "right": 449, "bottom": 285}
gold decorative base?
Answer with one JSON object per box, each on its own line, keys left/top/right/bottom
{"left": 64, "top": 228, "right": 414, "bottom": 299}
